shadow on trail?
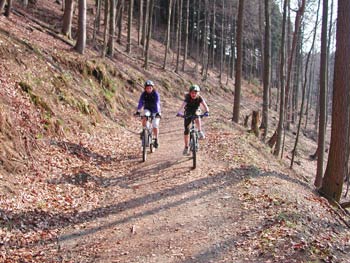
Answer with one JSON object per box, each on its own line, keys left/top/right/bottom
{"left": 0, "top": 166, "right": 312, "bottom": 249}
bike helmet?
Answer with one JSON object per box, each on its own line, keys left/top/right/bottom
{"left": 144, "top": 80, "right": 154, "bottom": 87}
{"left": 189, "top": 84, "right": 200, "bottom": 92}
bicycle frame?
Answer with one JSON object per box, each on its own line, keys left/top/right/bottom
{"left": 179, "top": 114, "right": 206, "bottom": 169}
{"left": 140, "top": 111, "right": 155, "bottom": 162}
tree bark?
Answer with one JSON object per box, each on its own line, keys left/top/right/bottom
{"left": 144, "top": 0, "right": 154, "bottom": 69}
{"left": 138, "top": 0, "right": 143, "bottom": 45}
{"left": 74, "top": 0, "right": 87, "bottom": 54}
{"left": 321, "top": 0, "right": 350, "bottom": 202}
{"left": 261, "top": 0, "right": 271, "bottom": 141}
{"left": 232, "top": 0, "right": 244, "bottom": 123}
{"left": 291, "top": 0, "right": 321, "bottom": 168}
{"left": 163, "top": 0, "right": 173, "bottom": 70}
{"left": 182, "top": 0, "right": 189, "bottom": 71}
{"left": 273, "top": 0, "right": 287, "bottom": 156}
{"left": 107, "top": 0, "right": 116, "bottom": 56}
{"left": 126, "top": 0, "right": 134, "bottom": 53}
{"left": 315, "top": 0, "right": 329, "bottom": 188}
{"left": 62, "top": 0, "right": 74, "bottom": 39}
{"left": 175, "top": 0, "right": 183, "bottom": 73}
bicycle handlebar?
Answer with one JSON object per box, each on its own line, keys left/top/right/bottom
{"left": 176, "top": 113, "right": 209, "bottom": 119}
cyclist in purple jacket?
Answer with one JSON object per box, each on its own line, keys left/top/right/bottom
{"left": 135, "top": 80, "right": 161, "bottom": 148}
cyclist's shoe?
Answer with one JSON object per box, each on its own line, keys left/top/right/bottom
{"left": 183, "top": 147, "right": 190, "bottom": 155}
{"left": 198, "top": 131, "right": 205, "bottom": 140}
{"left": 154, "top": 139, "right": 159, "bottom": 148}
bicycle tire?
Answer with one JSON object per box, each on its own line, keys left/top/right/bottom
{"left": 142, "top": 129, "right": 147, "bottom": 162}
{"left": 149, "top": 133, "right": 154, "bottom": 153}
{"left": 190, "top": 132, "right": 197, "bottom": 169}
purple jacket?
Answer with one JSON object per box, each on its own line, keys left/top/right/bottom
{"left": 137, "top": 90, "right": 161, "bottom": 114}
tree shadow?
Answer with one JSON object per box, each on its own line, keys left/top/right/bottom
{"left": 1, "top": 165, "right": 314, "bottom": 250}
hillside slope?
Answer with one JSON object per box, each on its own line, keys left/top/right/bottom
{"left": 1, "top": 3, "right": 350, "bottom": 263}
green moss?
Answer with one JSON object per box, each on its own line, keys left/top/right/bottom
{"left": 19, "top": 81, "right": 52, "bottom": 114}
{"left": 19, "top": 81, "right": 32, "bottom": 93}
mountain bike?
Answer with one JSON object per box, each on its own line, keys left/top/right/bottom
{"left": 178, "top": 113, "right": 208, "bottom": 169}
{"left": 137, "top": 110, "right": 156, "bottom": 162}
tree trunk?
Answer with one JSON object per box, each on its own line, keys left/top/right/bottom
{"left": 62, "top": 0, "right": 75, "bottom": 39}
{"left": 261, "top": 0, "right": 271, "bottom": 141}
{"left": 102, "top": 0, "right": 109, "bottom": 57}
{"left": 117, "top": 0, "right": 124, "bottom": 44}
{"left": 182, "top": 0, "right": 189, "bottom": 71}
{"left": 195, "top": 0, "right": 200, "bottom": 72}
{"left": 144, "top": 0, "right": 154, "bottom": 69}
{"left": 252, "top": 111, "right": 260, "bottom": 137}
{"left": 0, "top": 0, "right": 6, "bottom": 13}
{"left": 175, "top": 0, "right": 182, "bottom": 73}
{"left": 321, "top": 0, "right": 350, "bottom": 202}
{"left": 107, "top": 0, "right": 116, "bottom": 56}
{"left": 138, "top": 0, "right": 143, "bottom": 45}
{"left": 126, "top": 0, "right": 134, "bottom": 53}
{"left": 291, "top": 0, "right": 321, "bottom": 168}
{"left": 211, "top": 0, "right": 216, "bottom": 69}
{"left": 163, "top": 0, "right": 173, "bottom": 69}
{"left": 92, "top": 0, "right": 101, "bottom": 45}
{"left": 273, "top": 0, "right": 287, "bottom": 156}
{"left": 219, "top": 0, "right": 224, "bottom": 83}
{"left": 74, "top": 0, "right": 87, "bottom": 54}
{"left": 4, "top": 0, "right": 11, "bottom": 17}
{"left": 232, "top": 0, "right": 244, "bottom": 123}
{"left": 314, "top": 0, "right": 329, "bottom": 188}
{"left": 141, "top": 0, "right": 149, "bottom": 47}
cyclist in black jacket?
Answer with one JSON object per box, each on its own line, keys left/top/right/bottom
{"left": 177, "top": 85, "right": 209, "bottom": 155}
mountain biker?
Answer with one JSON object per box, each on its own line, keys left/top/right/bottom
{"left": 177, "top": 84, "right": 209, "bottom": 155}
{"left": 135, "top": 80, "right": 161, "bottom": 148}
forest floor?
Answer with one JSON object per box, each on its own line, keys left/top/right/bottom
{"left": 2, "top": 2, "right": 350, "bottom": 263}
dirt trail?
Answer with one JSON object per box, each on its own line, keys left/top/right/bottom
{"left": 56, "top": 103, "right": 248, "bottom": 263}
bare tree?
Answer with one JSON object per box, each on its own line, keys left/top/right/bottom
{"left": 127, "top": 0, "right": 134, "bottom": 53}
{"left": 74, "top": 0, "right": 87, "bottom": 54}
{"left": 138, "top": 0, "right": 143, "bottom": 45}
{"left": 117, "top": 0, "right": 124, "bottom": 44}
{"left": 175, "top": 0, "right": 183, "bottom": 73}
{"left": 62, "top": 0, "right": 75, "bottom": 39}
{"left": 107, "top": 0, "right": 116, "bottom": 56}
{"left": 102, "top": 0, "right": 109, "bottom": 57}
{"left": 163, "top": 0, "right": 173, "bottom": 69}
{"left": 260, "top": 0, "right": 271, "bottom": 140}
{"left": 314, "top": 0, "right": 329, "bottom": 188}
{"left": 291, "top": 0, "right": 321, "bottom": 168}
{"left": 144, "top": 0, "right": 154, "bottom": 69}
{"left": 182, "top": 0, "right": 189, "bottom": 71}
{"left": 321, "top": 0, "right": 350, "bottom": 202}
{"left": 273, "top": 0, "right": 287, "bottom": 156}
{"left": 232, "top": 0, "right": 244, "bottom": 123}
{"left": 4, "top": 0, "right": 12, "bottom": 17}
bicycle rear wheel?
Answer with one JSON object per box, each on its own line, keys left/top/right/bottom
{"left": 190, "top": 132, "right": 197, "bottom": 169}
{"left": 142, "top": 129, "right": 148, "bottom": 162}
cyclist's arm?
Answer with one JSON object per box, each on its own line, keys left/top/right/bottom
{"left": 137, "top": 93, "right": 145, "bottom": 112}
{"left": 201, "top": 98, "right": 209, "bottom": 113}
{"left": 155, "top": 91, "right": 161, "bottom": 114}
{"left": 177, "top": 101, "right": 187, "bottom": 115}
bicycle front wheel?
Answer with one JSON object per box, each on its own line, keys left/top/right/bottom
{"left": 190, "top": 132, "right": 197, "bottom": 169}
{"left": 149, "top": 132, "right": 154, "bottom": 153}
{"left": 142, "top": 129, "right": 148, "bottom": 162}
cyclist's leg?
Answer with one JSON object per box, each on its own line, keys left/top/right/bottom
{"left": 195, "top": 118, "right": 205, "bottom": 139}
{"left": 152, "top": 117, "right": 160, "bottom": 139}
{"left": 152, "top": 117, "right": 160, "bottom": 148}
{"left": 183, "top": 119, "right": 191, "bottom": 155}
